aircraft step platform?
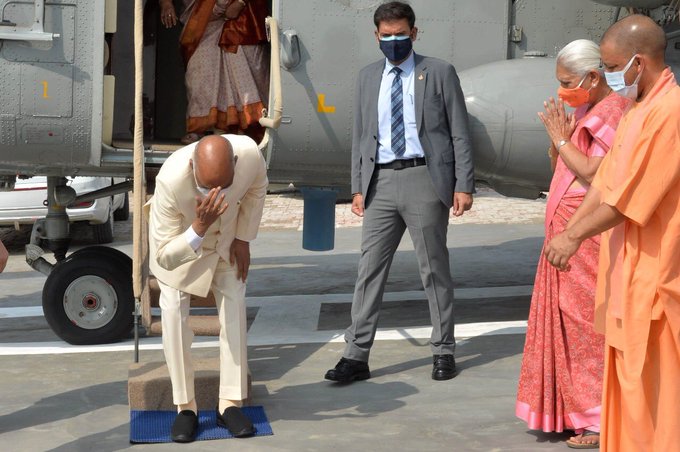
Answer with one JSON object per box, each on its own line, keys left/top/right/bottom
{"left": 145, "top": 277, "right": 223, "bottom": 336}
{"left": 128, "top": 358, "right": 252, "bottom": 411}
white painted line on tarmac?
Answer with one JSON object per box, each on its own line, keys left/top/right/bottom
{"left": 0, "top": 306, "right": 43, "bottom": 318}
{"left": 0, "top": 320, "right": 527, "bottom": 356}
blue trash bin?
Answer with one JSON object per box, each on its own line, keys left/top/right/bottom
{"left": 300, "top": 187, "right": 337, "bottom": 251}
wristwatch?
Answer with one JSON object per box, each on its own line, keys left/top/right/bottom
{"left": 557, "top": 139, "right": 569, "bottom": 150}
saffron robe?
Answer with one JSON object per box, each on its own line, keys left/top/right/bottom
{"left": 591, "top": 68, "right": 680, "bottom": 452}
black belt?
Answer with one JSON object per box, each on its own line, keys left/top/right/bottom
{"left": 376, "top": 157, "right": 426, "bottom": 170}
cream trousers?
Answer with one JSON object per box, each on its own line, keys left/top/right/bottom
{"left": 158, "top": 262, "right": 247, "bottom": 405}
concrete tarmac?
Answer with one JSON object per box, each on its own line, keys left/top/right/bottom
{"left": 0, "top": 192, "right": 580, "bottom": 451}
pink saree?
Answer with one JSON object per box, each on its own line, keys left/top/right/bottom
{"left": 516, "top": 93, "right": 630, "bottom": 433}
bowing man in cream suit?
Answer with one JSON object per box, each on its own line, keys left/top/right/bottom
{"left": 147, "top": 134, "right": 267, "bottom": 442}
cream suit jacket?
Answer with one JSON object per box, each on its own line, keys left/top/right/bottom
{"left": 147, "top": 134, "right": 268, "bottom": 297}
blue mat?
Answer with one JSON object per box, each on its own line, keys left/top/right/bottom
{"left": 130, "top": 406, "right": 273, "bottom": 443}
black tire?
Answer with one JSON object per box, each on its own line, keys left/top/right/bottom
{"left": 42, "top": 249, "right": 134, "bottom": 345}
{"left": 113, "top": 192, "right": 130, "bottom": 221}
{"left": 69, "top": 245, "right": 130, "bottom": 262}
{"left": 92, "top": 204, "right": 114, "bottom": 244}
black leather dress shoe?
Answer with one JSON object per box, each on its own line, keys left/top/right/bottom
{"left": 171, "top": 410, "right": 199, "bottom": 443}
{"left": 432, "top": 354, "right": 457, "bottom": 381}
{"left": 216, "top": 406, "right": 255, "bottom": 438}
{"left": 324, "top": 357, "right": 371, "bottom": 382}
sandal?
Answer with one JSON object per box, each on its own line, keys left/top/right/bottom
{"left": 566, "top": 430, "right": 600, "bottom": 449}
{"left": 180, "top": 132, "right": 203, "bottom": 145}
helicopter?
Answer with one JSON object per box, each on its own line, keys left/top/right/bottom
{"left": 0, "top": 0, "right": 677, "bottom": 344}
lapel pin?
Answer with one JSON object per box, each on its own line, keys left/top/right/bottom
{"left": 418, "top": 73, "right": 424, "bottom": 81}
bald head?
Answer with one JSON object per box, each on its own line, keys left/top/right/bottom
{"left": 601, "top": 14, "right": 666, "bottom": 63}
{"left": 192, "top": 135, "right": 235, "bottom": 190}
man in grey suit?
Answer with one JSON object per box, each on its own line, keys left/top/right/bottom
{"left": 325, "top": 1, "right": 474, "bottom": 383}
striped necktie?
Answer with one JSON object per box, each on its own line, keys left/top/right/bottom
{"left": 390, "top": 67, "right": 405, "bottom": 158}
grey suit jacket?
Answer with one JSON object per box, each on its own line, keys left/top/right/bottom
{"left": 350, "top": 53, "right": 474, "bottom": 208}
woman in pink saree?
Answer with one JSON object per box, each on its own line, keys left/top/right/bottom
{"left": 516, "top": 39, "right": 629, "bottom": 449}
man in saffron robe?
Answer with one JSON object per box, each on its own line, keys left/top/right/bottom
{"left": 545, "top": 14, "right": 680, "bottom": 452}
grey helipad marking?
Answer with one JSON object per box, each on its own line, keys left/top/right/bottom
{"left": 317, "top": 295, "right": 531, "bottom": 330}
{"left": 0, "top": 320, "right": 528, "bottom": 356}
{"left": 0, "top": 285, "right": 533, "bottom": 319}
{"left": 0, "top": 285, "right": 533, "bottom": 355}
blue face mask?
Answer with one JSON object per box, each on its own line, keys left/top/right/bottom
{"left": 379, "top": 35, "right": 412, "bottom": 62}
{"left": 604, "top": 54, "right": 643, "bottom": 100}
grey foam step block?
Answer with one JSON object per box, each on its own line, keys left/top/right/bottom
{"left": 128, "top": 359, "right": 251, "bottom": 411}
{"left": 147, "top": 315, "right": 221, "bottom": 336}
{"left": 148, "top": 277, "right": 216, "bottom": 308}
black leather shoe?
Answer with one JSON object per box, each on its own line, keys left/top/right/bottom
{"left": 432, "top": 354, "right": 457, "bottom": 381}
{"left": 216, "top": 406, "right": 255, "bottom": 438}
{"left": 324, "top": 357, "right": 371, "bottom": 382}
{"left": 171, "top": 410, "right": 198, "bottom": 443}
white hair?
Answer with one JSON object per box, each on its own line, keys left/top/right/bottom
{"left": 556, "top": 39, "right": 602, "bottom": 76}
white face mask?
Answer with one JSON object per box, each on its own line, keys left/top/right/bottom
{"left": 193, "top": 167, "right": 211, "bottom": 196}
{"left": 604, "top": 54, "right": 643, "bottom": 100}
{"left": 194, "top": 168, "right": 230, "bottom": 200}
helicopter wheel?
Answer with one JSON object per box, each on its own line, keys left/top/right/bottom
{"left": 42, "top": 246, "right": 134, "bottom": 345}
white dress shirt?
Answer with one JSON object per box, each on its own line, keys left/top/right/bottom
{"left": 376, "top": 52, "right": 425, "bottom": 163}
{"left": 184, "top": 226, "right": 203, "bottom": 252}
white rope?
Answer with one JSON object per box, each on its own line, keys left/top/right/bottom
{"left": 132, "top": 0, "right": 145, "bottom": 301}
{"left": 258, "top": 17, "right": 283, "bottom": 166}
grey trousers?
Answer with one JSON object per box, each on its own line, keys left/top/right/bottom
{"left": 344, "top": 165, "right": 455, "bottom": 362}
